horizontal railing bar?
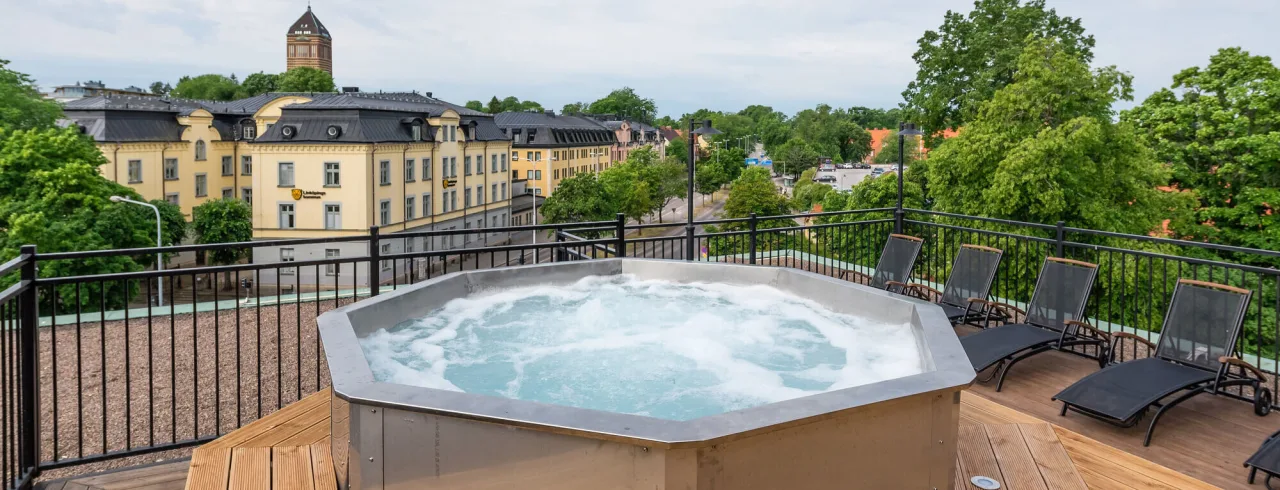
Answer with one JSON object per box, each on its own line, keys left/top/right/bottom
{"left": 0, "top": 253, "right": 31, "bottom": 277}
{"left": 39, "top": 235, "right": 369, "bottom": 260}
{"left": 905, "top": 220, "right": 1057, "bottom": 244}
{"left": 1063, "top": 241, "right": 1280, "bottom": 276}
{"left": 388, "top": 220, "right": 617, "bottom": 239}
{"left": 904, "top": 208, "right": 1059, "bottom": 231}
{"left": 37, "top": 436, "right": 214, "bottom": 471}
{"left": 37, "top": 257, "right": 370, "bottom": 285}
{"left": 1064, "top": 226, "right": 1280, "bottom": 259}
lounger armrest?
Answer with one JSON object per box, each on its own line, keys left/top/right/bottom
{"left": 846, "top": 270, "right": 872, "bottom": 284}
{"left": 906, "top": 283, "right": 942, "bottom": 301}
{"left": 884, "top": 280, "right": 908, "bottom": 293}
{"left": 1219, "top": 356, "right": 1269, "bottom": 381}
{"left": 1064, "top": 320, "right": 1110, "bottom": 341}
{"left": 970, "top": 298, "right": 1025, "bottom": 318}
{"left": 1111, "top": 332, "right": 1157, "bottom": 352}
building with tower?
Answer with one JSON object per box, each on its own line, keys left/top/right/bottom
{"left": 286, "top": 6, "right": 332, "bottom": 75}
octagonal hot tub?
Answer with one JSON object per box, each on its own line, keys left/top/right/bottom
{"left": 319, "top": 259, "right": 974, "bottom": 490}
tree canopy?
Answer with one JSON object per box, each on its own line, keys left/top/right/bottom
{"left": 925, "top": 38, "right": 1189, "bottom": 234}
{"left": 588, "top": 87, "right": 657, "bottom": 124}
{"left": 902, "top": 0, "right": 1095, "bottom": 144}
{"left": 1123, "top": 47, "right": 1280, "bottom": 256}
{"left": 277, "top": 67, "right": 336, "bottom": 93}
{"left": 192, "top": 198, "right": 254, "bottom": 265}
{"left": 872, "top": 130, "right": 923, "bottom": 165}
{"left": 538, "top": 173, "right": 616, "bottom": 225}
{"left": 0, "top": 59, "right": 62, "bottom": 131}
{"left": 171, "top": 74, "right": 241, "bottom": 101}
{"left": 239, "top": 72, "right": 280, "bottom": 97}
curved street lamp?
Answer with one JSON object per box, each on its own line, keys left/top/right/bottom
{"left": 896, "top": 122, "right": 924, "bottom": 233}
{"left": 110, "top": 195, "right": 165, "bottom": 306}
{"left": 687, "top": 119, "right": 721, "bottom": 261}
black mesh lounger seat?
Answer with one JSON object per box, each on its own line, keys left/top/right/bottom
{"left": 1052, "top": 279, "right": 1272, "bottom": 446}
{"left": 845, "top": 233, "right": 923, "bottom": 294}
{"left": 960, "top": 257, "right": 1107, "bottom": 391}
{"left": 905, "top": 244, "right": 1004, "bottom": 327}
{"left": 1246, "top": 428, "right": 1280, "bottom": 489}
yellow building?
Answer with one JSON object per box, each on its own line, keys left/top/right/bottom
{"left": 494, "top": 111, "right": 617, "bottom": 197}
{"left": 285, "top": 6, "right": 333, "bottom": 75}
{"left": 62, "top": 91, "right": 514, "bottom": 289}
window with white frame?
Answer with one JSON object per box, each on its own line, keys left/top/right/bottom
{"left": 451, "top": 190, "right": 457, "bottom": 210}
{"left": 535, "top": 170, "right": 542, "bottom": 180}
{"left": 324, "top": 162, "right": 340, "bottom": 186}
{"left": 243, "top": 125, "right": 256, "bottom": 140}
{"left": 526, "top": 170, "right": 533, "bottom": 179}
{"left": 491, "top": 184, "right": 497, "bottom": 203}
{"left": 222, "top": 187, "right": 233, "bottom": 199}
{"left": 511, "top": 151, "right": 518, "bottom": 162}
{"left": 464, "top": 188, "right": 471, "bottom": 208}
{"left": 501, "top": 182, "right": 507, "bottom": 200}
{"left": 379, "top": 200, "right": 391, "bottom": 225}
{"left": 477, "top": 155, "right": 484, "bottom": 174}
{"left": 405, "top": 195, "right": 416, "bottom": 220}
{"left": 221, "top": 156, "right": 233, "bottom": 176}
{"left": 241, "top": 155, "right": 252, "bottom": 175}
{"left": 423, "top": 158, "right": 432, "bottom": 180}
{"left": 422, "top": 193, "right": 431, "bottom": 217}
{"left": 165, "top": 193, "right": 179, "bottom": 205}
{"left": 194, "top": 140, "right": 206, "bottom": 161}
{"left": 324, "top": 249, "right": 340, "bottom": 275}
{"left": 526, "top": 151, "right": 533, "bottom": 162}
{"left": 451, "top": 157, "right": 458, "bottom": 177}
{"left": 324, "top": 204, "right": 341, "bottom": 230}
{"left": 491, "top": 154, "right": 498, "bottom": 173}
{"left": 379, "top": 160, "right": 391, "bottom": 185}
{"left": 195, "top": 174, "right": 207, "bottom": 197}
{"left": 476, "top": 185, "right": 484, "bottom": 205}
{"left": 163, "top": 158, "right": 178, "bottom": 180}
{"left": 405, "top": 159, "right": 415, "bottom": 182}
{"left": 280, "top": 248, "right": 296, "bottom": 275}
{"left": 278, "top": 203, "right": 295, "bottom": 229}
{"left": 278, "top": 162, "right": 294, "bottom": 187}
{"left": 128, "top": 160, "right": 142, "bottom": 183}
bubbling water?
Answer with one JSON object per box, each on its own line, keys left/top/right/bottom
{"left": 359, "top": 275, "right": 924, "bottom": 421}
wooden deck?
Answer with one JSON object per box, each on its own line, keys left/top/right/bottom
{"left": 958, "top": 323, "right": 1279, "bottom": 490}
{"left": 38, "top": 383, "right": 1224, "bottom": 490}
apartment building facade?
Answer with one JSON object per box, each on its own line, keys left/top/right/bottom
{"left": 494, "top": 111, "right": 617, "bottom": 197}
{"left": 62, "top": 91, "right": 514, "bottom": 289}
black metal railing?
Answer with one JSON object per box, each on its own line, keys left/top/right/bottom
{"left": 1, "top": 207, "right": 1278, "bottom": 487}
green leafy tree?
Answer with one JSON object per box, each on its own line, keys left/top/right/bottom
{"left": 192, "top": 198, "right": 253, "bottom": 288}
{"left": 872, "top": 130, "right": 924, "bottom": 165}
{"left": 464, "top": 100, "right": 485, "bottom": 112}
{"left": 499, "top": 96, "right": 521, "bottom": 112}
{"left": 277, "top": 67, "right": 336, "bottom": 93}
{"left": 654, "top": 115, "right": 677, "bottom": 128}
{"left": 588, "top": 87, "right": 657, "bottom": 124}
{"left": 539, "top": 173, "right": 617, "bottom": 225}
{"left": 694, "top": 160, "right": 727, "bottom": 202}
{"left": 651, "top": 157, "right": 686, "bottom": 222}
{"left": 926, "top": 38, "right": 1186, "bottom": 234}
{"left": 0, "top": 59, "right": 62, "bottom": 131}
{"left": 845, "top": 106, "right": 902, "bottom": 130}
{"left": 601, "top": 162, "right": 653, "bottom": 224}
{"left": 773, "top": 138, "right": 821, "bottom": 177}
{"left": 1123, "top": 47, "right": 1280, "bottom": 258}
{"left": 833, "top": 120, "right": 873, "bottom": 163}
{"left": 666, "top": 134, "right": 688, "bottom": 160}
{"left": 705, "top": 166, "right": 792, "bottom": 256}
{"left": 148, "top": 81, "right": 172, "bottom": 96}
{"left": 239, "top": 72, "right": 280, "bottom": 97}
{"left": 561, "top": 102, "right": 587, "bottom": 115}
{"left": 518, "top": 100, "right": 544, "bottom": 112}
{"left": 903, "top": 0, "right": 1095, "bottom": 145}
{"left": 171, "top": 74, "right": 241, "bottom": 101}
{"left": 486, "top": 97, "right": 502, "bottom": 114}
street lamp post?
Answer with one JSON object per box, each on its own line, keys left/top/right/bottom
{"left": 895, "top": 122, "right": 924, "bottom": 233}
{"left": 110, "top": 196, "right": 164, "bottom": 306}
{"left": 687, "top": 119, "right": 721, "bottom": 261}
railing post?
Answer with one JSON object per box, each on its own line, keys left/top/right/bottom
{"left": 19, "top": 245, "right": 39, "bottom": 482}
{"left": 1055, "top": 221, "right": 1065, "bottom": 258}
{"left": 554, "top": 229, "right": 565, "bottom": 262}
{"left": 749, "top": 213, "right": 758, "bottom": 265}
{"left": 894, "top": 209, "right": 904, "bottom": 234}
{"left": 368, "top": 226, "right": 381, "bottom": 296}
{"left": 686, "top": 223, "right": 696, "bottom": 262}
{"left": 615, "top": 213, "right": 626, "bottom": 258}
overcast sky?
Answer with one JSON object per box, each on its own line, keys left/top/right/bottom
{"left": 3, "top": 0, "right": 1277, "bottom": 117}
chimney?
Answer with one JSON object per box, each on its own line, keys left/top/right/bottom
{"left": 425, "top": 92, "right": 433, "bottom": 98}
{"left": 545, "top": 110, "right": 555, "bottom": 117}
{"left": 342, "top": 86, "right": 360, "bottom": 93}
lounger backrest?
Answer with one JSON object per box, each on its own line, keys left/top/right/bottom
{"left": 1154, "top": 280, "right": 1252, "bottom": 373}
{"left": 869, "top": 234, "right": 924, "bottom": 290}
{"left": 1025, "top": 258, "right": 1098, "bottom": 335}
{"left": 940, "top": 245, "right": 1003, "bottom": 308}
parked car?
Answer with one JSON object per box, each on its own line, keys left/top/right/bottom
{"left": 837, "top": 163, "right": 854, "bottom": 169}
{"left": 818, "top": 163, "right": 836, "bottom": 172}
{"left": 815, "top": 175, "right": 837, "bottom": 183}
{"left": 871, "top": 168, "right": 885, "bottom": 176}
{"left": 854, "top": 162, "right": 871, "bottom": 169}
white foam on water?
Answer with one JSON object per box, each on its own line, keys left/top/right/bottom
{"left": 359, "top": 274, "right": 925, "bottom": 421}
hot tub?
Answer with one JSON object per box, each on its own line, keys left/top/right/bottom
{"left": 319, "top": 259, "right": 974, "bottom": 490}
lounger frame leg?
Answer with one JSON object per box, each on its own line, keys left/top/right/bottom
{"left": 1143, "top": 386, "right": 1207, "bottom": 446}
{"left": 995, "top": 346, "right": 1053, "bottom": 392}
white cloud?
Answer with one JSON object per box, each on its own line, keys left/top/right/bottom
{"left": 2, "top": 0, "right": 1277, "bottom": 116}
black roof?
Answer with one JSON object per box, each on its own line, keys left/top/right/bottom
{"left": 494, "top": 111, "right": 617, "bottom": 147}
{"left": 61, "top": 110, "right": 183, "bottom": 142}
{"left": 288, "top": 6, "right": 330, "bottom": 39}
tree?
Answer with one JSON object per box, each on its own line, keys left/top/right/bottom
{"left": 239, "top": 72, "right": 280, "bottom": 97}
{"left": 846, "top": 106, "right": 902, "bottom": 130}
{"left": 654, "top": 115, "right": 678, "bottom": 128}
{"left": 277, "top": 67, "right": 335, "bottom": 93}
{"left": 486, "top": 97, "right": 502, "bottom": 114}
{"left": 925, "top": 38, "right": 1189, "bottom": 235}
{"left": 588, "top": 87, "right": 657, "bottom": 124}
{"left": 539, "top": 173, "right": 616, "bottom": 225}
{"left": 171, "top": 74, "right": 240, "bottom": 101}
{"left": 192, "top": 198, "right": 253, "bottom": 288}
{"left": 1123, "top": 48, "right": 1280, "bottom": 258}
{"left": 902, "top": 0, "right": 1095, "bottom": 145}
{"left": 500, "top": 96, "right": 521, "bottom": 112}
{"left": 601, "top": 163, "right": 653, "bottom": 224}
{"left": 694, "top": 160, "right": 727, "bottom": 202}
{"left": 464, "top": 100, "right": 485, "bottom": 112}
{"left": 665, "top": 133, "right": 688, "bottom": 160}
{"left": 832, "top": 120, "right": 872, "bottom": 163}
{"left": 0, "top": 59, "right": 61, "bottom": 131}
{"left": 561, "top": 102, "right": 587, "bottom": 115}
{"left": 773, "top": 138, "right": 821, "bottom": 177}
{"left": 651, "top": 157, "right": 686, "bottom": 222}
{"left": 518, "top": 100, "right": 544, "bottom": 112}
{"left": 872, "top": 130, "right": 924, "bottom": 165}
{"left": 148, "top": 81, "right": 172, "bottom": 96}
{"left": 704, "top": 166, "right": 792, "bottom": 256}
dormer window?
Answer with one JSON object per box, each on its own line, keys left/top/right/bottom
{"left": 243, "top": 125, "right": 256, "bottom": 140}
{"left": 526, "top": 129, "right": 536, "bottom": 144}
{"left": 412, "top": 124, "right": 422, "bottom": 141}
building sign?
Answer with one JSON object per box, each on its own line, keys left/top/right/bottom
{"left": 291, "top": 189, "right": 327, "bottom": 200}
{"left": 444, "top": 179, "right": 457, "bottom": 188}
